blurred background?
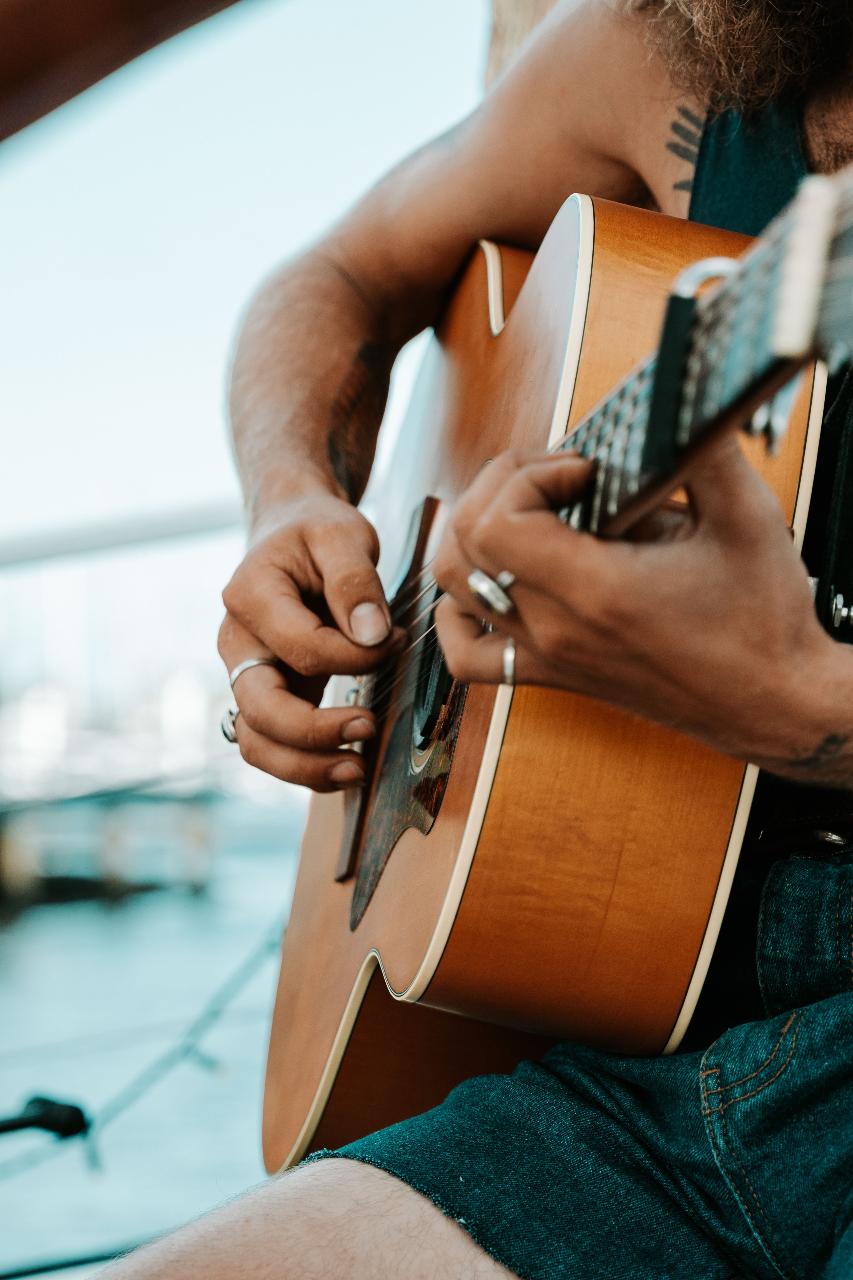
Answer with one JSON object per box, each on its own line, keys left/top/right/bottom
{"left": 0, "top": 1, "right": 556, "bottom": 1274}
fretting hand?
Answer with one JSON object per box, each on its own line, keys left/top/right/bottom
{"left": 433, "top": 442, "right": 853, "bottom": 780}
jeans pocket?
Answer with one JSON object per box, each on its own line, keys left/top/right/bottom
{"left": 699, "top": 999, "right": 853, "bottom": 1280}
{"left": 700, "top": 1013, "right": 801, "bottom": 1280}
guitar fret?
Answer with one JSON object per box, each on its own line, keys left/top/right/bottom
{"left": 683, "top": 225, "right": 788, "bottom": 443}
{"left": 606, "top": 393, "right": 634, "bottom": 516}
{"left": 624, "top": 413, "right": 646, "bottom": 485}
{"left": 566, "top": 423, "right": 586, "bottom": 454}
{"left": 586, "top": 392, "right": 618, "bottom": 530}
{"left": 677, "top": 344, "right": 704, "bottom": 444}
{"left": 573, "top": 419, "right": 593, "bottom": 459}
{"left": 583, "top": 412, "right": 606, "bottom": 461}
{"left": 611, "top": 366, "right": 653, "bottom": 512}
{"left": 741, "top": 262, "right": 777, "bottom": 401}
{"left": 566, "top": 502, "right": 584, "bottom": 529}
{"left": 589, "top": 434, "right": 611, "bottom": 532}
{"left": 552, "top": 357, "right": 655, "bottom": 530}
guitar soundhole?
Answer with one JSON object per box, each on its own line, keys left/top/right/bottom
{"left": 411, "top": 588, "right": 454, "bottom": 753}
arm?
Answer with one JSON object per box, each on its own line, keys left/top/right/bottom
{"left": 228, "top": 0, "right": 657, "bottom": 522}
{"left": 220, "top": 0, "right": 686, "bottom": 790}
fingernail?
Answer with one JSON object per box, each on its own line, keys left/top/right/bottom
{"left": 341, "top": 717, "right": 375, "bottom": 743}
{"left": 349, "top": 602, "right": 389, "bottom": 646}
{"left": 329, "top": 759, "right": 364, "bottom": 785}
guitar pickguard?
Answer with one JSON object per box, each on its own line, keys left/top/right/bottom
{"left": 349, "top": 678, "right": 467, "bottom": 930}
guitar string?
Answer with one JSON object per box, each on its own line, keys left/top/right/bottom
{"left": 350, "top": 562, "right": 444, "bottom": 712}
{"left": 387, "top": 577, "right": 426, "bottom": 620}
{"left": 365, "top": 578, "right": 510, "bottom": 719}
{"left": 366, "top": 625, "right": 444, "bottom": 722}
{"left": 360, "top": 623, "right": 443, "bottom": 721}
{"left": 361, "top": 610, "right": 444, "bottom": 710}
{"left": 387, "top": 558, "right": 437, "bottom": 621}
{"left": 350, "top": 638, "right": 440, "bottom": 731}
{"left": 395, "top": 595, "right": 443, "bottom": 645}
{"left": 272, "top": 563, "right": 439, "bottom": 729}
{"left": 391, "top": 569, "right": 436, "bottom": 618}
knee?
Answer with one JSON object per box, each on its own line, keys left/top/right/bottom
{"left": 101, "top": 1158, "right": 409, "bottom": 1280}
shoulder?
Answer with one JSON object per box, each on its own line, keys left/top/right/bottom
{"left": 471, "top": 0, "right": 705, "bottom": 226}
{"left": 325, "top": 0, "right": 706, "bottom": 327}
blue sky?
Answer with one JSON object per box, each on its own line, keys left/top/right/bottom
{"left": 0, "top": 0, "right": 488, "bottom": 539}
{"left": 0, "top": 0, "right": 488, "bottom": 707}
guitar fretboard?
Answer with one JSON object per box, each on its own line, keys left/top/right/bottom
{"left": 555, "top": 357, "right": 656, "bottom": 531}
{"left": 551, "top": 168, "right": 853, "bottom": 537}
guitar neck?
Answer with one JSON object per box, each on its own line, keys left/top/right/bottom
{"left": 554, "top": 167, "right": 853, "bottom": 537}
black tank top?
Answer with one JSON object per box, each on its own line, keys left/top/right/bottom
{"left": 689, "top": 98, "right": 810, "bottom": 235}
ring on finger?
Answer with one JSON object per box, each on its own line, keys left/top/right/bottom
{"left": 229, "top": 656, "right": 283, "bottom": 690}
{"left": 221, "top": 706, "right": 241, "bottom": 743}
{"left": 467, "top": 568, "right": 515, "bottom": 617}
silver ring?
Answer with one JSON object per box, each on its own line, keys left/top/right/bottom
{"left": 467, "top": 568, "right": 515, "bottom": 617}
{"left": 229, "top": 657, "right": 281, "bottom": 690}
{"left": 221, "top": 706, "right": 240, "bottom": 743}
{"left": 495, "top": 570, "right": 516, "bottom": 591}
{"left": 501, "top": 636, "right": 516, "bottom": 686}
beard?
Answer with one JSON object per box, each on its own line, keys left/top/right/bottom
{"left": 632, "top": 0, "right": 853, "bottom": 112}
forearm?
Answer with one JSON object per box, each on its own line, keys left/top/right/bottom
{"left": 756, "top": 639, "right": 853, "bottom": 791}
{"left": 225, "top": 0, "right": 663, "bottom": 535}
{"left": 228, "top": 247, "right": 404, "bottom": 529}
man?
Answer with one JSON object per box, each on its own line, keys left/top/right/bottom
{"left": 112, "top": 0, "right": 853, "bottom": 1275}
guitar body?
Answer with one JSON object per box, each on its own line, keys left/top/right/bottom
{"left": 263, "top": 196, "right": 826, "bottom": 1173}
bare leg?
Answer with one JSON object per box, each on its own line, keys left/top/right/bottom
{"left": 104, "top": 1158, "right": 516, "bottom": 1279}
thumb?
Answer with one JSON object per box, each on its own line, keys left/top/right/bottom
{"left": 311, "top": 519, "right": 393, "bottom": 647}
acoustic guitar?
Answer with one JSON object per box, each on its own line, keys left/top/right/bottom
{"left": 263, "top": 169, "right": 853, "bottom": 1172}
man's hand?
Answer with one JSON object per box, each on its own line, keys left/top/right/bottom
{"left": 433, "top": 443, "right": 853, "bottom": 781}
{"left": 218, "top": 494, "right": 404, "bottom": 792}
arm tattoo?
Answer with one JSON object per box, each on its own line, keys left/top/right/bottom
{"left": 666, "top": 105, "right": 703, "bottom": 194}
{"left": 327, "top": 342, "right": 391, "bottom": 502}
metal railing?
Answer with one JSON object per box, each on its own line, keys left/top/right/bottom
{"left": 0, "top": 499, "right": 242, "bottom": 570}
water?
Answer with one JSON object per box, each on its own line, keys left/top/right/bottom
{"left": 0, "top": 792, "right": 306, "bottom": 1276}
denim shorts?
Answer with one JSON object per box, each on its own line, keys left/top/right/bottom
{"left": 308, "top": 849, "right": 853, "bottom": 1279}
